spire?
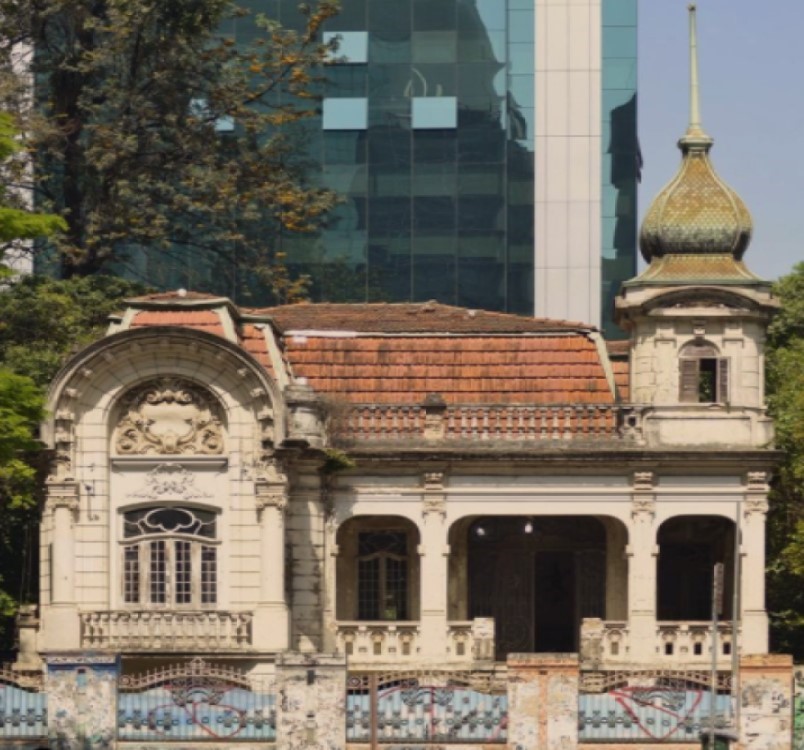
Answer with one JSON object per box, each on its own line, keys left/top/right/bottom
{"left": 636, "top": 3, "right": 754, "bottom": 277}
{"left": 680, "top": 3, "right": 713, "bottom": 150}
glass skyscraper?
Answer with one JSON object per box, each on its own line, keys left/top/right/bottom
{"left": 121, "top": 0, "right": 639, "bottom": 335}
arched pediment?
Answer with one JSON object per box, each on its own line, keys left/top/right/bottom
{"left": 44, "top": 327, "right": 285, "bottom": 481}
{"left": 114, "top": 378, "right": 225, "bottom": 456}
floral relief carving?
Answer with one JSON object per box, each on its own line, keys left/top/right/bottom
{"left": 114, "top": 378, "right": 224, "bottom": 455}
{"left": 126, "top": 463, "right": 212, "bottom": 501}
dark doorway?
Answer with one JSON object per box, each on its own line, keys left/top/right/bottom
{"left": 467, "top": 517, "right": 605, "bottom": 660}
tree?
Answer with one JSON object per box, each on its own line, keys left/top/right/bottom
{"left": 0, "top": 275, "right": 145, "bottom": 640}
{"left": 765, "top": 262, "right": 804, "bottom": 657}
{"left": 0, "top": 0, "right": 338, "bottom": 287}
{"left": 0, "top": 113, "right": 66, "bottom": 269}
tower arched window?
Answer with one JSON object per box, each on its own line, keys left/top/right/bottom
{"left": 679, "top": 342, "right": 729, "bottom": 404}
{"left": 121, "top": 507, "right": 218, "bottom": 607}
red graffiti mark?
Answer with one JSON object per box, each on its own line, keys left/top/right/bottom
{"left": 610, "top": 687, "right": 704, "bottom": 741}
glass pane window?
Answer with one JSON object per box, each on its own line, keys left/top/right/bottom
{"left": 149, "top": 541, "right": 167, "bottom": 605}
{"left": 123, "top": 546, "right": 140, "bottom": 604}
{"left": 357, "top": 531, "right": 409, "bottom": 620}
{"left": 122, "top": 508, "right": 219, "bottom": 607}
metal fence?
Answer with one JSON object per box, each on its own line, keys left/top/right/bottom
{"left": 117, "top": 658, "right": 276, "bottom": 742}
{"left": 346, "top": 670, "right": 507, "bottom": 746}
{"left": 0, "top": 667, "right": 47, "bottom": 742}
{"left": 579, "top": 670, "right": 734, "bottom": 743}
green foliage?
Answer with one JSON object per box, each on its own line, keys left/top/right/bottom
{"left": 765, "top": 262, "right": 804, "bottom": 657}
{"left": 0, "top": 275, "right": 144, "bottom": 627}
{"left": 0, "top": 274, "right": 147, "bottom": 387}
{"left": 0, "top": 113, "right": 66, "bottom": 265}
{"left": 0, "top": 0, "right": 338, "bottom": 288}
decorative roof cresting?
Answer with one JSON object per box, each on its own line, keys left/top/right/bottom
{"left": 639, "top": 4, "right": 753, "bottom": 264}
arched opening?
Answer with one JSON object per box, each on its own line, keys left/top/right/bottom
{"left": 336, "top": 516, "right": 421, "bottom": 621}
{"left": 450, "top": 516, "right": 625, "bottom": 660}
{"left": 657, "top": 516, "right": 736, "bottom": 621}
{"left": 679, "top": 341, "right": 729, "bottom": 404}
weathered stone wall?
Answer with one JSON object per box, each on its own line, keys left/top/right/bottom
{"left": 276, "top": 652, "right": 347, "bottom": 750}
{"left": 739, "top": 654, "right": 793, "bottom": 750}
{"left": 46, "top": 654, "right": 118, "bottom": 750}
{"left": 507, "top": 653, "right": 579, "bottom": 750}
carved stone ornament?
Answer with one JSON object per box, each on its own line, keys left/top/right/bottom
{"left": 632, "top": 471, "right": 655, "bottom": 492}
{"left": 746, "top": 471, "right": 769, "bottom": 491}
{"left": 423, "top": 494, "right": 446, "bottom": 517}
{"left": 114, "top": 378, "right": 224, "bottom": 456}
{"left": 423, "top": 471, "right": 445, "bottom": 492}
{"left": 255, "top": 489, "right": 289, "bottom": 514}
{"left": 126, "top": 463, "right": 212, "bottom": 501}
{"left": 631, "top": 495, "right": 656, "bottom": 519}
{"left": 744, "top": 496, "right": 769, "bottom": 517}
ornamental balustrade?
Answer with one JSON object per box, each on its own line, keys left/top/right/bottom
{"left": 335, "top": 619, "right": 494, "bottom": 665}
{"left": 580, "top": 618, "right": 737, "bottom": 669}
{"left": 332, "top": 404, "right": 642, "bottom": 443}
{"left": 80, "top": 610, "right": 253, "bottom": 651}
{"left": 346, "top": 669, "right": 508, "bottom": 746}
{"left": 118, "top": 658, "right": 275, "bottom": 743}
{"left": 578, "top": 670, "right": 734, "bottom": 743}
{"left": 0, "top": 666, "right": 46, "bottom": 742}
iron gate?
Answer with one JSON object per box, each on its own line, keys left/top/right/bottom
{"left": 346, "top": 670, "right": 507, "bottom": 746}
{"left": 117, "top": 657, "right": 276, "bottom": 742}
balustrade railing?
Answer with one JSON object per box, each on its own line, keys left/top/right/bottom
{"left": 581, "top": 618, "right": 737, "bottom": 669}
{"left": 332, "top": 404, "right": 641, "bottom": 442}
{"left": 80, "top": 610, "right": 253, "bottom": 651}
{"left": 335, "top": 618, "right": 494, "bottom": 664}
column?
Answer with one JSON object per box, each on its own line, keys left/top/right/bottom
{"left": 253, "top": 472, "right": 290, "bottom": 651}
{"left": 46, "top": 655, "right": 119, "bottom": 750}
{"left": 627, "top": 472, "right": 658, "bottom": 662}
{"left": 738, "top": 654, "right": 793, "bottom": 750}
{"left": 275, "top": 653, "right": 347, "bottom": 750}
{"left": 507, "top": 654, "right": 580, "bottom": 750}
{"left": 741, "top": 472, "right": 770, "bottom": 654}
{"left": 419, "top": 471, "right": 449, "bottom": 659}
{"left": 44, "top": 480, "right": 81, "bottom": 650}
{"left": 321, "top": 515, "right": 339, "bottom": 653}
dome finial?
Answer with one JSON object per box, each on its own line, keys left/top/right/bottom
{"left": 680, "top": 3, "right": 712, "bottom": 150}
{"left": 688, "top": 4, "right": 701, "bottom": 130}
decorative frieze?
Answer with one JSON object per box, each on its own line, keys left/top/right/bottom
{"left": 126, "top": 463, "right": 212, "bottom": 501}
{"left": 114, "top": 377, "right": 224, "bottom": 455}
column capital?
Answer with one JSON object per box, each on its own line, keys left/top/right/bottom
{"left": 255, "top": 457, "right": 289, "bottom": 514}
{"left": 422, "top": 470, "right": 447, "bottom": 518}
{"left": 743, "top": 496, "right": 769, "bottom": 518}
{"left": 45, "top": 481, "right": 80, "bottom": 515}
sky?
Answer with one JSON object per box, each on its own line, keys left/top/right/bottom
{"left": 638, "top": 0, "right": 804, "bottom": 280}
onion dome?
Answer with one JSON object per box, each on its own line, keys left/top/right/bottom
{"left": 639, "top": 5, "right": 753, "bottom": 267}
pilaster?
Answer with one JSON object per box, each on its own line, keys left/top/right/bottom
{"left": 252, "top": 459, "right": 290, "bottom": 651}
{"left": 741, "top": 471, "right": 770, "bottom": 654}
{"left": 419, "top": 470, "right": 449, "bottom": 659}
{"left": 507, "top": 653, "right": 579, "bottom": 750}
{"left": 627, "top": 471, "right": 658, "bottom": 662}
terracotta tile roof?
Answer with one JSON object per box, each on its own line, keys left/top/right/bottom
{"left": 258, "top": 301, "right": 591, "bottom": 334}
{"left": 240, "top": 323, "right": 273, "bottom": 373}
{"left": 284, "top": 335, "right": 615, "bottom": 405}
{"left": 129, "top": 310, "right": 225, "bottom": 337}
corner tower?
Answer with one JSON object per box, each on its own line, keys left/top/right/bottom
{"left": 615, "top": 4, "right": 779, "bottom": 447}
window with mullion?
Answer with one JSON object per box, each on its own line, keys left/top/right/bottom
{"left": 121, "top": 506, "right": 219, "bottom": 608}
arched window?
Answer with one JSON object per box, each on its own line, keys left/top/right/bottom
{"left": 679, "top": 342, "right": 729, "bottom": 404}
{"left": 121, "top": 507, "right": 218, "bottom": 607}
{"left": 357, "top": 531, "right": 409, "bottom": 621}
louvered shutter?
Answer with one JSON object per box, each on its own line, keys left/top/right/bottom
{"left": 679, "top": 358, "right": 700, "bottom": 402}
{"left": 717, "top": 358, "right": 730, "bottom": 403}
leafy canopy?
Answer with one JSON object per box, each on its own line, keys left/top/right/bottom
{"left": 0, "top": 0, "right": 338, "bottom": 285}
{"left": 765, "top": 262, "right": 804, "bottom": 657}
